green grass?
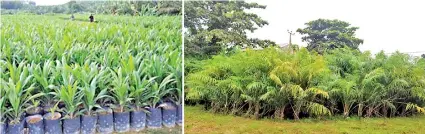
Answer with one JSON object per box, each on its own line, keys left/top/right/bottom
{"left": 185, "top": 105, "right": 425, "bottom": 134}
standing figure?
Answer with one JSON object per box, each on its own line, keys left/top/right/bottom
{"left": 89, "top": 14, "right": 94, "bottom": 22}
{"left": 70, "top": 14, "right": 74, "bottom": 21}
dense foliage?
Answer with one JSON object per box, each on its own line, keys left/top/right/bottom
{"left": 1, "top": 1, "right": 180, "bottom": 16}
{"left": 0, "top": 15, "right": 182, "bottom": 123}
{"left": 184, "top": 1, "right": 275, "bottom": 59}
{"left": 186, "top": 47, "right": 425, "bottom": 120}
{"left": 297, "top": 19, "right": 364, "bottom": 54}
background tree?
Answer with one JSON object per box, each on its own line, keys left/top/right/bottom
{"left": 28, "top": 1, "right": 36, "bottom": 6}
{"left": 0, "top": 1, "right": 24, "bottom": 9}
{"left": 297, "top": 19, "right": 364, "bottom": 54}
{"left": 67, "top": 0, "right": 83, "bottom": 14}
{"left": 184, "top": 1, "right": 275, "bottom": 59}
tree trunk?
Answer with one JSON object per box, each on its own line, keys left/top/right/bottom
{"left": 279, "top": 107, "right": 285, "bottom": 119}
{"left": 382, "top": 105, "right": 388, "bottom": 117}
{"left": 274, "top": 107, "right": 286, "bottom": 119}
{"left": 366, "top": 106, "right": 373, "bottom": 117}
{"left": 293, "top": 105, "right": 301, "bottom": 121}
{"left": 254, "top": 102, "right": 260, "bottom": 119}
{"left": 274, "top": 108, "right": 280, "bottom": 119}
{"left": 231, "top": 103, "right": 238, "bottom": 115}
{"left": 343, "top": 103, "right": 349, "bottom": 118}
{"left": 211, "top": 102, "right": 218, "bottom": 112}
{"left": 245, "top": 102, "right": 252, "bottom": 116}
{"left": 400, "top": 105, "right": 407, "bottom": 116}
{"left": 357, "top": 103, "right": 363, "bottom": 117}
{"left": 294, "top": 110, "right": 300, "bottom": 120}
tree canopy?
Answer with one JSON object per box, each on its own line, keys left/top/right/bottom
{"left": 0, "top": 1, "right": 24, "bottom": 9}
{"left": 297, "top": 19, "right": 364, "bottom": 54}
{"left": 184, "top": 1, "right": 275, "bottom": 59}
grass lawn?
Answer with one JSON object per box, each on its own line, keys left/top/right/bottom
{"left": 185, "top": 105, "right": 425, "bottom": 134}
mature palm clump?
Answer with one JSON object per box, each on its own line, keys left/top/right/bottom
{"left": 186, "top": 47, "right": 425, "bottom": 120}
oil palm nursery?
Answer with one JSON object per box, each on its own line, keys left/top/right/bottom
{"left": 186, "top": 47, "right": 425, "bottom": 120}
{"left": 0, "top": 15, "right": 182, "bottom": 134}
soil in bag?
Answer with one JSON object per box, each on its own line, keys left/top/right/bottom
{"left": 42, "top": 105, "right": 56, "bottom": 114}
{"left": 43, "top": 112, "right": 62, "bottom": 134}
{"left": 147, "top": 108, "right": 162, "bottom": 129}
{"left": 26, "top": 107, "right": 43, "bottom": 117}
{"left": 81, "top": 114, "right": 97, "bottom": 134}
{"left": 26, "top": 114, "right": 44, "bottom": 134}
{"left": 62, "top": 116, "right": 81, "bottom": 134}
{"left": 7, "top": 119, "right": 24, "bottom": 134}
{"left": 113, "top": 111, "right": 130, "bottom": 133}
{"left": 96, "top": 107, "right": 113, "bottom": 134}
{"left": 162, "top": 103, "right": 176, "bottom": 128}
{"left": 130, "top": 109, "right": 146, "bottom": 132}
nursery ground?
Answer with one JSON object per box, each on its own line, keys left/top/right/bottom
{"left": 185, "top": 105, "right": 425, "bottom": 134}
{"left": 131, "top": 127, "right": 182, "bottom": 134}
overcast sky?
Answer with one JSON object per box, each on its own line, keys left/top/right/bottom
{"left": 246, "top": 0, "right": 425, "bottom": 56}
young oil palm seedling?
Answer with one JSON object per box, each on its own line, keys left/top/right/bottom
{"left": 25, "top": 99, "right": 44, "bottom": 134}
{"left": 43, "top": 102, "right": 61, "bottom": 134}
{"left": 170, "top": 79, "right": 183, "bottom": 126}
{"left": 0, "top": 92, "right": 9, "bottom": 134}
{"left": 51, "top": 60, "right": 83, "bottom": 134}
{"left": 25, "top": 99, "right": 43, "bottom": 116}
{"left": 146, "top": 74, "right": 176, "bottom": 129}
{"left": 73, "top": 63, "right": 110, "bottom": 134}
{"left": 145, "top": 54, "right": 168, "bottom": 82}
{"left": 31, "top": 60, "right": 59, "bottom": 113}
{"left": 53, "top": 79, "right": 83, "bottom": 134}
{"left": 2, "top": 61, "right": 43, "bottom": 134}
{"left": 1, "top": 60, "right": 8, "bottom": 134}
{"left": 129, "top": 71, "right": 156, "bottom": 131}
{"left": 126, "top": 55, "right": 157, "bottom": 131}
{"left": 167, "top": 50, "right": 183, "bottom": 126}
{"left": 110, "top": 67, "right": 132, "bottom": 133}
{"left": 94, "top": 68, "right": 115, "bottom": 134}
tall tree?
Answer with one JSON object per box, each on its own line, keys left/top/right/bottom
{"left": 184, "top": 1, "right": 275, "bottom": 58}
{"left": 67, "top": 0, "right": 83, "bottom": 13}
{"left": 297, "top": 19, "right": 363, "bottom": 54}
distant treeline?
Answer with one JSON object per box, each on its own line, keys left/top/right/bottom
{"left": 1, "top": 0, "right": 181, "bottom": 16}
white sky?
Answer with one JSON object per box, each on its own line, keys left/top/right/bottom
{"left": 246, "top": 0, "right": 425, "bottom": 56}
{"left": 33, "top": 0, "right": 70, "bottom": 6}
